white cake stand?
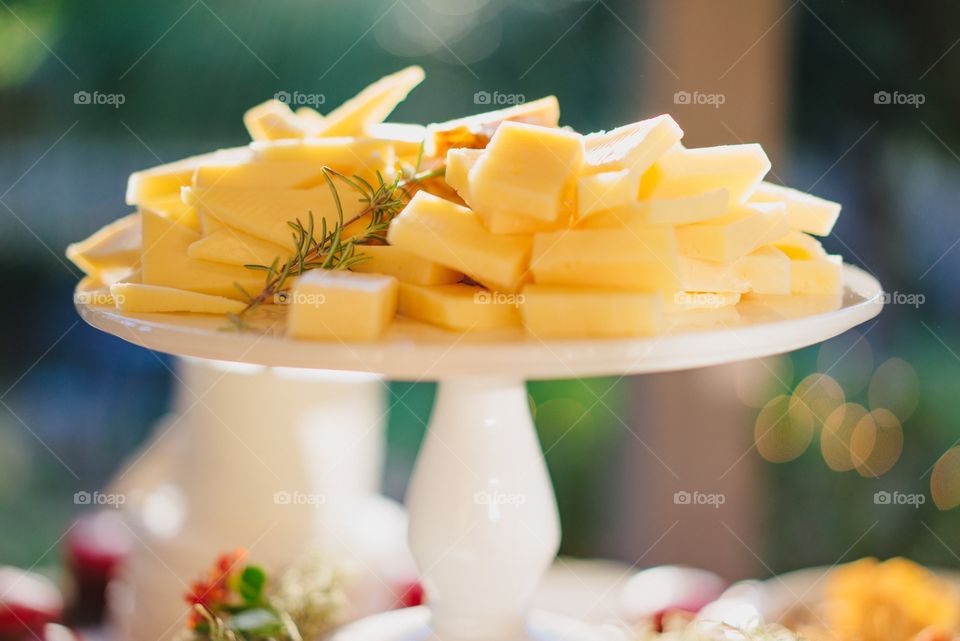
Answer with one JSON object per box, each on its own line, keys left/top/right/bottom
{"left": 76, "top": 265, "right": 883, "bottom": 641}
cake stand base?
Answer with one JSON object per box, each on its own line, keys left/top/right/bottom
{"left": 329, "top": 606, "right": 625, "bottom": 641}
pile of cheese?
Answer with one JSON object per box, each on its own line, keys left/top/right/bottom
{"left": 69, "top": 66, "right": 844, "bottom": 341}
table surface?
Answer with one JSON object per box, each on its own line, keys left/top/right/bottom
{"left": 76, "top": 264, "right": 883, "bottom": 380}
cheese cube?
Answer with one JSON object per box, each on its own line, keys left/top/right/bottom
{"left": 398, "top": 283, "right": 521, "bottom": 331}
{"left": 387, "top": 192, "right": 532, "bottom": 293}
{"left": 468, "top": 121, "right": 584, "bottom": 223}
{"left": 444, "top": 148, "right": 483, "bottom": 201}
{"left": 187, "top": 227, "right": 290, "bottom": 267}
{"left": 312, "top": 66, "right": 425, "bottom": 137}
{"left": 125, "top": 147, "right": 251, "bottom": 205}
{"left": 427, "top": 96, "right": 560, "bottom": 157}
{"left": 243, "top": 99, "right": 308, "bottom": 141}
{"left": 184, "top": 186, "right": 367, "bottom": 249}
{"left": 67, "top": 213, "right": 141, "bottom": 282}
{"left": 676, "top": 202, "right": 787, "bottom": 263}
{"left": 530, "top": 226, "right": 679, "bottom": 293}
{"left": 351, "top": 245, "right": 463, "bottom": 285}
{"left": 639, "top": 143, "right": 770, "bottom": 204}
{"left": 192, "top": 161, "right": 330, "bottom": 190}
{"left": 576, "top": 169, "right": 641, "bottom": 220}
{"left": 735, "top": 246, "right": 790, "bottom": 295}
{"left": 111, "top": 283, "right": 246, "bottom": 314}
{"left": 749, "top": 181, "right": 841, "bottom": 236}
{"left": 580, "top": 189, "right": 729, "bottom": 229}
{"left": 679, "top": 256, "right": 750, "bottom": 293}
{"left": 520, "top": 285, "right": 664, "bottom": 338}
{"left": 140, "top": 211, "right": 262, "bottom": 299}
{"left": 583, "top": 114, "right": 683, "bottom": 174}
{"left": 772, "top": 230, "right": 828, "bottom": 259}
{"left": 286, "top": 270, "right": 398, "bottom": 340}
{"left": 791, "top": 255, "right": 843, "bottom": 295}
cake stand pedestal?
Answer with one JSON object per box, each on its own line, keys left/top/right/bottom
{"left": 77, "top": 265, "right": 884, "bottom": 641}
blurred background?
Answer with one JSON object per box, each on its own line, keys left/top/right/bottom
{"left": 1, "top": 0, "right": 959, "bottom": 608}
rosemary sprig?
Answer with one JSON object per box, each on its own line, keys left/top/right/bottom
{"left": 228, "top": 160, "right": 444, "bottom": 327}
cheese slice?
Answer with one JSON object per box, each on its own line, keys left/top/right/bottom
{"left": 735, "top": 246, "right": 791, "bottom": 295}
{"left": 74, "top": 275, "right": 117, "bottom": 307}
{"left": 296, "top": 106, "right": 326, "bottom": 129}
{"left": 140, "top": 210, "right": 263, "bottom": 299}
{"left": 387, "top": 191, "right": 532, "bottom": 293}
{"left": 427, "top": 96, "right": 561, "bottom": 156}
{"left": 243, "top": 99, "right": 308, "bottom": 141}
{"left": 749, "top": 181, "right": 841, "bottom": 236}
{"left": 287, "top": 270, "right": 398, "bottom": 340}
{"left": 468, "top": 121, "right": 584, "bottom": 223}
{"left": 676, "top": 202, "right": 788, "bottom": 263}
{"left": 773, "top": 230, "right": 828, "bottom": 259}
{"left": 530, "top": 226, "right": 679, "bottom": 293}
{"left": 188, "top": 227, "right": 290, "bottom": 267}
{"left": 679, "top": 256, "right": 750, "bottom": 293}
{"left": 520, "top": 285, "right": 664, "bottom": 338}
{"left": 141, "top": 193, "right": 201, "bottom": 229}
{"left": 192, "top": 161, "right": 330, "bottom": 190}
{"left": 576, "top": 169, "right": 641, "bottom": 220}
{"left": 444, "top": 148, "right": 483, "bottom": 201}
{"left": 398, "top": 283, "right": 521, "bottom": 331}
{"left": 111, "top": 283, "right": 246, "bottom": 314}
{"left": 640, "top": 143, "right": 770, "bottom": 204}
{"left": 125, "top": 147, "right": 251, "bottom": 205}
{"left": 791, "top": 255, "right": 843, "bottom": 295}
{"left": 249, "top": 137, "right": 395, "bottom": 177}
{"left": 184, "top": 186, "right": 367, "bottom": 249}
{"left": 365, "top": 122, "right": 427, "bottom": 159}
{"left": 583, "top": 114, "right": 683, "bottom": 175}
{"left": 312, "top": 66, "right": 425, "bottom": 138}
{"left": 351, "top": 244, "right": 463, "bottom": 285}
{"left": 580, "top": 188, "right": 729, "bottom": 229}
{"left": 67, "top": 213, "right": 141, "bottom": 281}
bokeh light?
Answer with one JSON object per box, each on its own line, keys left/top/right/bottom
{"left": 754, "top": 394, "right": 814, "bottom": 463}
{"left": 868, "top": 357, "right": 920, "bottom": 422}
{"left": 789, "top": 373, "right": 845, "bottom": 429}
{"left": 821, "top": 403, "right": 868, "bottom": 472}
{"left": 931, "top": 447, "right": 960, "bottom": 511}
{"left": 850, "top": 408, "right": 903, "bottom": 477}
{"left": 734, "top": 356, "right": 794, "bottom": 409}
{"left": 816, "top": 330, "right": 874, "bottom": 396}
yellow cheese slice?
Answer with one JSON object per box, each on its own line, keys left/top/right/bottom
{"left": 468, "top": 121, "right": 584, "bottom": 224}
{"left": 679, "top": 256, "right": 750, "bottom": 293}
{"left": 141, "top": 193, "right": 201, "bottom": 230}
{"left": 125, "top": 147, "right": 251, "bottom": 205}
{"left": 365, "top": 122, "right": 427, "bottom": 160}
{"left": 749, "top": 181, "right": 841, "bottom": 236}
{"left": 791, "top": 255, "right": 842, "bottom": 295}
{"left": 445, "top": 147, "right": 559, "bottom": 234}
{"left": 735, "top": 246, "right": 791, "bottom": 295}
{"left": 398, "top": 283, "right": 521, "bottom": 331}
{"left": 350, "top": 244, "right": 463, "bottom": 285}
{"left": 67, "top": 213, "right": 141, "bottom": 281}
{"left": 110, "top": 283, "right": 246, "bottom": 314}
{"left": 243, "top": 99, "right": 308, "bottom": 141}
{"left": 520, "top": 285, "right": 664, "bottom": 338}
{"left": 187, "top": 227, "right": 291, "bottom": 267}
{"left": 249, "top": 137, "right": 396, "bottom": 177}
{"left": 427, "top": 96, "right": 561, "bottom": 156}
{"left": 581, "top": 189, "right": 729, "bottom": 228}
{"left": 583, "top": 114, "right": 683, "bottom": 175}
{"left": 184, "top": 186, "right": 367, "bottom": 249}
{"left": 386, "top": 191, "right": 532, "bottom": 293}
{"left": 639, "top": 143, "right": 770, "bottom": 204}
{"left": 676, "top": 202, "right": 788, "bottom": 263}
{"left": 287, "top": 270, "right": 398, "bottom": 340}
{"left": 312, "top": 66, "right": 425, "bottom": 138}
{"left": 530, "top": 226, "right": 679, "bottom": 293}
{"left": 576, "top": 168, "right": 641, "bottom": 220}
{"left": 192, "top": 161, "right": 331, "bottom": 190}
{"left": 140, "top": 210, "right": 263, "bottom": 300}
{"left": 772, "top": 230, "right": 828, "bottom": 259}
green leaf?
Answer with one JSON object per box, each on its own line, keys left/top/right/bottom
{"left": 237, "top": 565, "right": 267, "bottom": 605}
